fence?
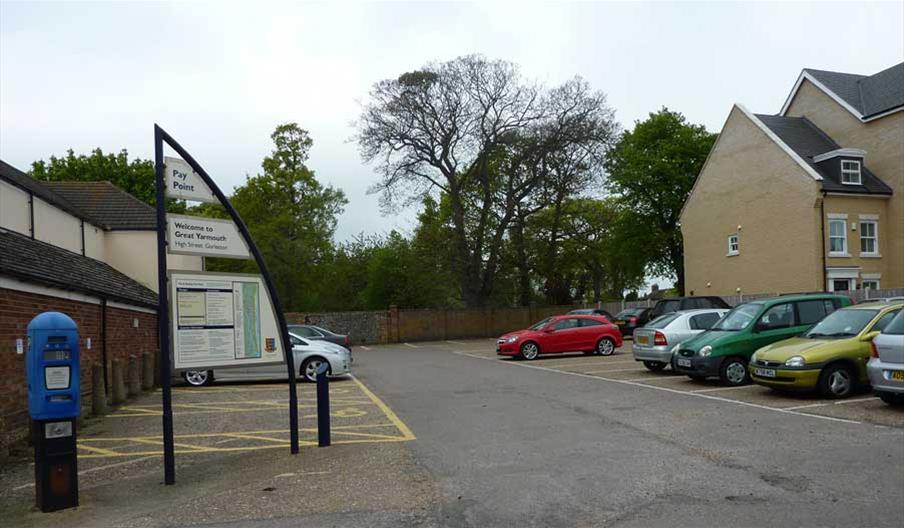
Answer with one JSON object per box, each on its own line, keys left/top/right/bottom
{"left": 286, "top": 287, "right": 904, "bottom": 346}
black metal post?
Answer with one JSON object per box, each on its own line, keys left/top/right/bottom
{"left": 154, "top": 125, "right": 176, "bottom": 484}
{"left": 316, "top": 365, "right": 330, "bottom": 447}
{"left": 155, "top": 126, "right": 299, "bottom": 455}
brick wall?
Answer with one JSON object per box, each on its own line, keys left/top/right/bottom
{"left": 0, "top": 287, "right": 158, "bottom": 452}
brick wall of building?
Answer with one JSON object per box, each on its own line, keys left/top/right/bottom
{"left": 0, "top": 287, "right": 158, "bottom": 452}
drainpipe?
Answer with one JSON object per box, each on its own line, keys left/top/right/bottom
{"left": 820, "top": 191, "right": 827, "bottom": 292}
{"left": 101, "top": 298, "right": 109, "bottom": 396}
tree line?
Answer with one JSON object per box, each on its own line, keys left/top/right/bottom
{"left": 30, "top": 55, "right": 715, "bottom": 312}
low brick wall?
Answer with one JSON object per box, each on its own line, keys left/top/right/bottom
{"left": 0, "top": 287, "right": 158, "bottom": 454}
{"left": 286, "top": 310, "right": 389, "bottom": 345}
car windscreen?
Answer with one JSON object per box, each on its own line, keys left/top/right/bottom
{"left": 883, "top": 310, "right": 904, "bottom": 335}
{"left": 529, "top": 317, "right": 552, "bottom": 330}
{"left": 711, "top": 303, "right": 760, "bottom": 331}
{"left": 615, "top": 309, "right": 643, "bottom": 318}
{"left": 804, "top": 309, "right": 877, "bottom": 338}
{"left": 653, "top": 300, "right": 681, "bottom": 315}
{"left": 646, "top": 313, "right": 680, "bottom": 329}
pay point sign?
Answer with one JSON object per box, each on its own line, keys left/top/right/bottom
{"left": 164, "top": 156, "right": 218, "bottom": 203}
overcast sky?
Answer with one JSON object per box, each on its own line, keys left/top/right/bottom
{"left": 2, "top": 1, "right": 902, "bottom": 243}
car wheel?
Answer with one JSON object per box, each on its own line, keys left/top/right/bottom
{"left": 818, "top": 364, "right": 854, "bottom": 399}
{"left": 519, "top": 341, "right": 540, "bottom": 360}
{"left": 878, "top": 392, "right": 904, "bottom": 406}
{"left": 719, "top": 357, "right": 750, "bottom": 386}
{"left": 183, "top": 370, "right": 212, "bottom": 387}
{"left": 643, "top": 361, "right": 666, "bottom": 372}
{"left": 596, "top": 337, "right": 615, "bottom": 356}
{"left": 301, "top": 357, "right": 330, "bottom": 383}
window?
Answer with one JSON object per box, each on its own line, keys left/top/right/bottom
{"left": 291, "top": 326, "right": 319, "bottom": 337}
{"left": 872, "top": 310, "right": 901, "bottom": 333}
{"left": 796, "top": 300, "right": 833, "bottom": 326}
{"left": 828, "top": 219, "right": 847, "bottom": 255}
{"left": 841, "top": 160, "right": 861, "bottom": 185}
{"left": 757, "top": 303, "right": 795, "bottom": 330}
{"left": 553, "top": 318, "right": 580, "bottom": 331}
{"left": 883, "top": 311, "right": 904, "bottom": 335}
{"left": 862, "top": 279, "right": 880, "bottom": 291}
{"left": 690, "top": 313, "right": 721, "bottom": 330}
{"left": 290, "top": 336, "right": 306, "bottom": 346}
{"left": 860, "top": 221, "right": 878, "bottom": 255}
{"left": 727, "top": 234, "right": 739, "bottom": 256}
{"left": 579, "top": 318, "right": 603, "bottom": 327}
{"left": 832, "top": 279, "right": 852, "bottom": 292}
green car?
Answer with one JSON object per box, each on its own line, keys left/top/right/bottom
{"left": 672, "top": 294, "right": 852, "bottom": 386}
{"left": 750, "top": 303, "right": 903, "bottom": 397}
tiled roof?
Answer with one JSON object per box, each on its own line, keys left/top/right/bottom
{"left": 0, "top": 160, "right": 89, "bottom": 223}
{"left": 805, "top": 62, "right": 904, "bottom": 118}
{"left": 755, "top": 114, "right": 893, "bottom": 195}
{"left": 44, "top": 181, "right": 157, "bottom": 230}
{"left": 0, "top": 228, "right": 157, "bottom": 308}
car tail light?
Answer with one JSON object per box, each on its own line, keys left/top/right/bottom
{"left": 870, "top": 341, "right": 879, "bottom": 359}
{"left": 654, "top": 332, "right": 668, "bottom": 346}
{"left": 628, "top": 317, "right": 638, "bottom": 324}
{"left": 345, "top": 336, "right": 350, "bottom": 346}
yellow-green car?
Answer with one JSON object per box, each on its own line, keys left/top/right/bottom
{"left": 749, "top": 303, "right": 904, "bottom": 398}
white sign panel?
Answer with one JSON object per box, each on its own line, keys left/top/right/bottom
{"left": 167, "top": 214, "right": 251, "bottom": 260}
{"left": 170, "top": 271, "right": 284, "bottom": 370}
{"left": 45, "top": 366, "right": 71, "bottom": 390}
{"left": 164, "top": 156, "right": 218, "bottom": 203}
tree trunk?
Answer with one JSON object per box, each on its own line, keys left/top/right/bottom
{"left": 511, "top": 219, "right": 532, "bottom": 306}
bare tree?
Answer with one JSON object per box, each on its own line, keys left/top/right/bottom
{"left": 357, "top": 55, "right": 617, "bottom": 306}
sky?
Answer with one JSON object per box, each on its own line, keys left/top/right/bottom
{"left": 2, "top": 1, "right": 903, "bottom": 246}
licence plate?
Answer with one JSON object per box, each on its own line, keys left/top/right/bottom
{"left": 615, "top": 320, "right": 625, "bottom": 326}
{"left": 754, "top": 368, "right": 776, "bottom": 378}
{"left": 636, "top": 335, "right": 649, "bottom": 345}
{"left": 677, "top": 358, "right": 692, "bottom": 367}
{"left": 891, "top": 371, "right": 904, "bottom": 381}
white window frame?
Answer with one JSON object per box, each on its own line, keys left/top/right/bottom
{"left": 841, "top": 160, "right": 861, "bottom": 185}
{"left": 861, "top": 279, "right": 880, "bottom": 291}
{"left": 859, "top": 220, "right": 879, "bottom": 256}
{"left": 827, "top": 217, "right": 848, "bottom": 257}
{"left": 727, "top": 234, "right": 739, "bottom": 256}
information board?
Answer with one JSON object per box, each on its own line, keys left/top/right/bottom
{"left": 169, "top": 271, "right": 285, "bottom": 369}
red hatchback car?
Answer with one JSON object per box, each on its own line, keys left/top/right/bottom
{"left": 496, "top": 315, "right": 623, "bottom": 360}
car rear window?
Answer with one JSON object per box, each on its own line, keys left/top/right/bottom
{"left": 882, "top": 311, "right": 904, "bottom": 335}
{"left": 615, "top": 309, "right": 645, "bottom": 318}
{"left": 654, "top": 300, "right": 681, "bottom": 315}
{"left": 647, "top": 313, "right": 680, "bottom": 329}
{"left": 689, "top": 313, "right": 721, "bottom": 330}
{"left": 579, "top": 318, "right": 603, "bottom": 327}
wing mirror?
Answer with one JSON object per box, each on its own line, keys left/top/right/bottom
{"left": 860, "top": 330, "right": 881, "bottom": 342}
{"left": 543, "top": 326, "right": 555, "bottom": 333}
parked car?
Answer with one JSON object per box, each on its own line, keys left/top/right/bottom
{"left": 648, "top": 296, "right": 731, "bottom": 320}
{"left": 672, "top": 294, "right": 852, "bottom": 386}
{"left": 611, "top": 307, "right": 653, "bottom": 337}
{"left": 857, "top": 296, "right": 904, "bottom": 304}
{"left": 497, "top": 314, "right": 623, "bottom": 360}
{"left": 632, "top": 309, "right": 729, "bottom": 371}
{"left": 750, "top": 303, "right": 903, "bottom": 398}
{"left": 179, "top": 332, "right": 352, "bottom": 386}
{"left": 868, "top": 309, "right": 904, "bottom": 405}
{"left": 567, "top": 308, "right": 614, "bottom": 321}
{"left": 287, "top": 324, "right": 352, "bottom": 351}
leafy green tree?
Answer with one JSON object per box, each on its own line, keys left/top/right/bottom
{"left": 605, "top": 108, "right": 716, "bottom": 295}
{"left": 30, "top": 148, "right": 186, "bottom": 213}
{"left": 204, "top": 123, "right": 347, "bottom": 311}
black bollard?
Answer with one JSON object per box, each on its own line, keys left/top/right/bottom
{"left": 316, "top": 363, "right": 330, "bottom": 447}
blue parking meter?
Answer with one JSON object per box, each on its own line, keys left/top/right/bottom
{"left": 26, "top": 311, "right": 80, "bottom": 512}
{"left": 27, "top": 312, "right": 81, "bottom": 420}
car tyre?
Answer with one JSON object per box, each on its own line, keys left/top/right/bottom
{"left": 818, "top": 364, "right": 855, "bottom": 399}
{"left": 718, "top": 357, "right": 750, "bottom": 386}
{"left": 643, "top": 361, "right": 666, "bottom": 372}
{"left": 595, "top": 337, "right": 615, "bottom": 356}
{"left": 519, "top": 341, "right": 540, "bottom": 360}
{"left": 183, "top": 370, "right": 212, "bottom": 387}
{"left": 301, "top": 357, "right": 331, "bottom": 383}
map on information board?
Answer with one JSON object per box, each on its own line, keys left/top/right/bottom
{"left": 169, "top": 271, "right": 283, "bottom": 370}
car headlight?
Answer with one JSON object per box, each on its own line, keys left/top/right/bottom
{"left": 505, "top": 336, "right": 519, "bottom": 344}
{"left": 699, "top": 345, "right": 712, "bottom": 357}
{"left": 785, "top": 356, "right": 806, "bottom": 367}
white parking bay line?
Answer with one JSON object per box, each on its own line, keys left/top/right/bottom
{"left": 450, "top": 350, "right": 862, "bottom": 425}
{"left": 581, "top": 367, "right": 650, "bottom": 374}
{"left": 784, "top": 397, "right": 881, "bottom": 411}
{"left": 359, "top": 346, "right": 371, "bottom": 350}
{"left": 403, "top": 343, "right": 419, "bottom": 348}
{"left": 691, "top": 384, "right": 760, "bottom": 393}
{"left": 11, "top": 455, "right": 158, "bottom": 491}
{"left": 445, "top": 340, "right": 466, "bottom": 345}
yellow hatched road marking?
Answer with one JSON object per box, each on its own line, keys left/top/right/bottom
{"left": 350, "top": 375, "right": 415, "bottom": 440}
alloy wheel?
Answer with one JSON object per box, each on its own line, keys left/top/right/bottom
{"left": 304, "top": 359, "right": 326, "bottom": 382}
{"left": 597, "top": 338, "right": 614, "bottom": 356}
{"left": 184, "top": 370, "right": 209, "bottom": 387}
{"left": 520, "top": 342, "right": 539, "bottom": 360}
{"left": 725, "top": 361, "right": 747, "bottom": 385}
{"left": 828, "top": 369, "right": 852, "bottom": 396}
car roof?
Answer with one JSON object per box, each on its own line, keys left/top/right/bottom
{"left": 846, "top": 302, "right": 904, "bottom": 311}
{"left": 746, "top": 293, "right": 847, "bottom": 305}
{"left": 675, "top": 308, "right": 728, "bottom": 314}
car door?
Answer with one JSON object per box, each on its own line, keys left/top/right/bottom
{"left": 545, "top": 318, "right": 581, "bottom": 353}
{"left": 749, "top": 302, "right": 797, "bottom": 355}
{"left": 578, "top": 318, "right": 606, "bottom": 349}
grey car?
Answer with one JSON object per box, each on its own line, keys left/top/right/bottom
{"left": 632, "top": 309, "right": 728, "bottom": 371}
{"left": 288, "top": 324, "right": 352, "bottom": 351}
{"left": 867, "top": 310, "right": 904, "bottom": 405}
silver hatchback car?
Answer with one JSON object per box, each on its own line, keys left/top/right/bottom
{"left": 867, "top": 310, "right": 904, "bottom": 405}
{"left": 633, "top": 309, "right": 728, "bottom": 371}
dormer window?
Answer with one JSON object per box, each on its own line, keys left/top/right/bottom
{"left": 840, "top": 159, "right": 861, "bottom": 185}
